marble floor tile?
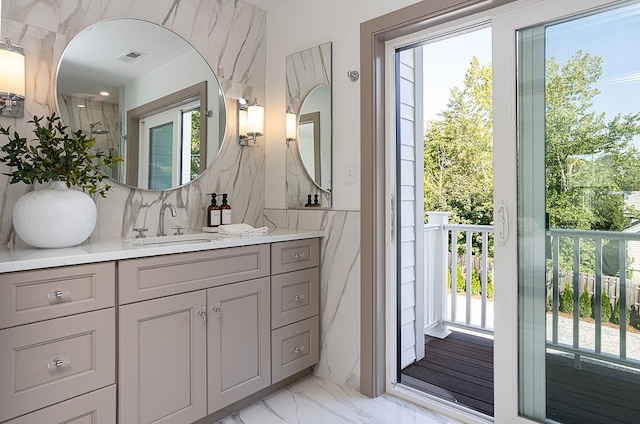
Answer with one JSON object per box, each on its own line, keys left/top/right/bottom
{"left": 216, "top": 377, "right": 461, "bottom": 424}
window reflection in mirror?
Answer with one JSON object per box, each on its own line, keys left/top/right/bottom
{"left": 55, "top": 18, "right": 226, "bottom": 191}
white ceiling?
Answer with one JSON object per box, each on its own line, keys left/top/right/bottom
{"left": 243, "top": 0, "right": 289, "bottom": 11}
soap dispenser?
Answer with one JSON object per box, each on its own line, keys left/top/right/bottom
{"left": 207, "top": 193, "right": 221, "bottom": 227}
{"left": 220, "top": 193, "right": 232, "bottom": 225}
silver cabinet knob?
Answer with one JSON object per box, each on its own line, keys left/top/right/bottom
{"left": 197, "top": 307, "right": 207, "bottom": 322}
{"left": 212, "top": 303, "right": 221, "bottom": 317}
{"left": 293, "top": 294, "right": 305, "bottom": 302}
{"left": 48, "top": 289, "right": 70, "bottom": 302}
{"left": 48, "top": 356, "right": 70, "bottom": 370}
{"left": 294, "top": 345, "right": 305, "bottom": 353}
{"left": 293, "top": 252, "right": 305, "bottom": 259}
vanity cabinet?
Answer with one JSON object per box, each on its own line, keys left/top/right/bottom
{"left": 0, "top": 235, "right": 320, "bottom": 424}
{"left": 270, "top": 239, "right": 320, "bottom": 383}
{"left": 117, "top": 245, "right": 271, "bottom": 424}
{"left": 0, "top": 263, "right": 116, "bottom": 424}
{"left": 207, "top": 277, "right": 270, "bottom": 412}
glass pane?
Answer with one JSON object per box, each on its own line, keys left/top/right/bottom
{"left": 148, "top": 122, "right": 174, "bottom": 190}
{"left": 518, "top": 2, "right": 640, "bottom": 422}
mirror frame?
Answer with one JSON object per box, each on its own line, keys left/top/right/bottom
{"left": 285, "top": 42, "right": 332, "bottom": 208}
{"left": 55, "top": 18, "right": 226, "bottom": 191}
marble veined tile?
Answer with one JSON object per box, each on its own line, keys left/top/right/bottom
{"left": 216, "top": 377, "right": 461, "bottom": 424}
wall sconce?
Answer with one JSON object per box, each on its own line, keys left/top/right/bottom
{"left": 238, "top": 97, "right": 264, "bottom": 146}
{"left": 0, "top": 38, "right": 25, "bottom": 118}
{"left": 285, "top": 106, "right": 296, "bottom": 149}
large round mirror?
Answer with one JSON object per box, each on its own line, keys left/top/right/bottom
{"left": 55, "top": 18, "right": 226, "bottom": 191}
{"left": 298, "top": 84, "right": 331, "bottom": 191}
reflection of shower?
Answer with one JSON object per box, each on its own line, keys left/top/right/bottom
{"left": 90, "top": 121, "right": 109, "bottom": 135}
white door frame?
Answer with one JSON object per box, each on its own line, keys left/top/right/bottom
{"left": 383, "top": 0, "right": 624, "bottom": 422}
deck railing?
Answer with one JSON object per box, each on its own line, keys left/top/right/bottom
{"left": 547, "top": 228, "right": 640, "bottom": 370}
{"left": 423, "top": 212, "right": 494, "bottom": 339}
{"left": 423, "top": 211, "right": 640, "bottom": 370}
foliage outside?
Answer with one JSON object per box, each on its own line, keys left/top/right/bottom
{"left": 426, "top": 50, "right": 640, "bottom": 321}
{"left": 0, "top": 113, "right": 123, "bottom": 197}
{"left": 579, "top": 285, "right": 592, "bottom": 318}
{"left": 598, "top": 290, "right": 613, "bottom": 323}
{"left": 447, "top": 264, "right": 494, "bottom": 299}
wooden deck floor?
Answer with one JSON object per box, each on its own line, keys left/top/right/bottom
{"left": 401, "top": 330, "right": 640, "bottom": 422}
{"left": 400, "top": 331, "right": 494, "bottom": 416}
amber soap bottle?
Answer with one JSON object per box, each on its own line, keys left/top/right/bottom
{"left": 220, "top": 193, "right": 232, "bottom": 225}
{"left": 207, "top": 193, "right": 220, "bottom": 227}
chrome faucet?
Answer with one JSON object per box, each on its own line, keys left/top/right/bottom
{"left": 157, "top": 202, "right": 177, "bottom": 236}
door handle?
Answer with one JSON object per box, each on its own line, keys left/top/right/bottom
{"left": 496, "top": 201, "right": 509, "bottom": 244}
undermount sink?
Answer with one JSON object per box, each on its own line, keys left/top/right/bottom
{"left": 126, "top": 232, "right": 227, "bottom": 246}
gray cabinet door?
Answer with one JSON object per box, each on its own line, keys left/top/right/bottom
{"left": 207, "top": 277, "right": 271, "bottom": 412}
{"left": 119, "top": 291, "right": 207, "bottom": 424}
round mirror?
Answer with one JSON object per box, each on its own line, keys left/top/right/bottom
{"left": 298, "top": 84, "right": 331, "bottom": 192}
{"left": 55, "top": 18, "right": 226, "bottom": 191}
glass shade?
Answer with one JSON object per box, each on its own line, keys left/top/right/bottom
{"left": 247, "top": 101, "right": 264, "bottom": 136}
{"left": 286, "top": 110, "right": 297, "bottom": 140}
{"left": 0, "top": 42, "right": 25, "bottom": 100}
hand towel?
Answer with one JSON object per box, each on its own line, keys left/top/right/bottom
{"left": 218, "top": 223, "right": 269, "bottom": 236}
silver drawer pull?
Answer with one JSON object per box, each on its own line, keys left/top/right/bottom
{"left": 293, "top": 252, "right": 305, "bottom": 260}
{"left": 293, "top": 294, "right": 305, "bottom": 302}
{"left": 197, "top": 307, "right": 207, "bottom": 322}
{"left": 48, "top": 356, "right": 70, "bottom": 370}
{"left": 294, "top": 345, "right": 305, "bottom": 353}
{"left": 48, "top": 289, "right": 70, "bottom": 302}
{"left": 212, "top": 303, "right": 221, "bottom": 317}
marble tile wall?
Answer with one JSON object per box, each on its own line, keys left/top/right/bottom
{"left": 264, "top": 208, "right": 361, "bottom": 391}
{"left": 1, "top": 0, "right": 362, "bottom": 394}
{"left": 0, "top": 0, "right": 267, "bottom": 244}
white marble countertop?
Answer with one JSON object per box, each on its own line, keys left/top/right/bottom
{"left": 0, "top": 228, "right": 324, "bottom": 274}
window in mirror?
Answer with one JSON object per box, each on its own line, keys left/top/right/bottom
{"left": 55, "top": 18, "right": 226, "bottom": 191}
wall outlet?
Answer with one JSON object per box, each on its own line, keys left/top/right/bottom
{"left": 345, "top": 163, "right": 356, "bottom": 185}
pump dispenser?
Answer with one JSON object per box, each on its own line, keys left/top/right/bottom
{"left": 220, "top": 193, "right": 232, "bottom": 225}
{"left": 207, "top": 193, "right": 221, "bottom": 227}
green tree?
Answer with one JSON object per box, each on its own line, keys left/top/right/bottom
{"left": 424, "top": 57, "right": 494, "bottom": 255}
{"left": 545, "top": 51, "right": 640, "bottom": 232}
{"left": 579, "top": 285, "right": 592, "bottom": 318}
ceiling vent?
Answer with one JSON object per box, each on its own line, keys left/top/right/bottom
{"left": 115, "top": 49, "right": 145, "bottom": 63}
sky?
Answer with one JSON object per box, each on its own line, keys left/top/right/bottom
{"left": 421, "top": 2, "right": 640, "bottom": 131}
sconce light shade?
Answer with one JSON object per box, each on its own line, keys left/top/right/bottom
{"left": 239, "top": 107, "right": 248, "bottom": 137}
{"left": 0, "top": 38, "right": 25, "bottom": 117}
{"left": 247, "top": 98, "right": 264, "bottom": 137}
{"left": 286, "top": 107, "right": 296, "bottom": 148}
{"left": 238, "top": 97, "right": 264, "bottom": 146}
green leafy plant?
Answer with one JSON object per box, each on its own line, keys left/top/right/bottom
{"left": 598, "top": 290, "right": 612, "bottom": 322}
{"left": 612, "top": 299, "right": 631, "bottom": 325}
{"left": 0, "top": 112, "right": 122, "bottom": 197}
{"left": 579, "top": 285, "right": 592, "bottom": 318}
{"left": 560, "top": 286, "right": 574, "bottom": 313}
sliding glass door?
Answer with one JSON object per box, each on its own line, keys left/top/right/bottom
{"left": 511, "top": 1, "right": 640, "bottom": 422}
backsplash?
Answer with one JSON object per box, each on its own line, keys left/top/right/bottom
{"left": 0, "top": 0, "right": 266, "bottom": 245}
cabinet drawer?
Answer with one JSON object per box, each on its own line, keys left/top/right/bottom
{"left": 0, "top": 308, "right": 115, "bottom": 422}
{"left": 271, "top": 268, "right": 319, "bottom": 329}
{"left": 0, "top": 262, "right": 115, "bottom": 329}
{"left": 118, "top": 244, "right": 270, "bottom": 304}
{"left": 271, "top": 238, "right": 319, "bottom": 275}
{"left": 4, "top": 385, "right": 116, "bottom": 424}
{"left": 271, "top": 315, "right": 319, "bottom": 384}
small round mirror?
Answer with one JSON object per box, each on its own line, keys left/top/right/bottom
{"left": 298, "top": 84, "right": 331, "bottom": 191}
{"left": 55, "top": 18, "right": 226, "bottom": 191}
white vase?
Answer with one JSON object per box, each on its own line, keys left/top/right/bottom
{"left": 13, "top": 181, "right": 97, "bottom": 248}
